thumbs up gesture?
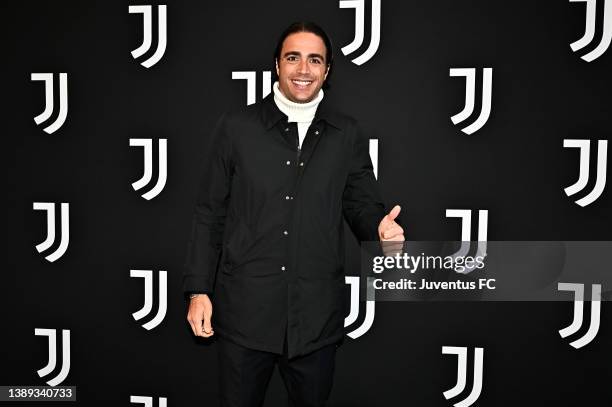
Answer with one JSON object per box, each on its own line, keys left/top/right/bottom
{"left": 378, "top": 205, "right": 405, "bottom": 256}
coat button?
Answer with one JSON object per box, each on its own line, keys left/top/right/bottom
{"left": 299, "top": 162, "right": 304, "bottom": 167}
{"left": 284, "top": 127, "right": 289, "bottom": 132}
{"left": 286, "top": 160, "right": 291, "bottom": 165}
{"left": 285, "top": 195, "right": 291, "bottom": 200}
{"left": 315, "top": 130, "right": 319, "bottom": 135}
{"left": 283, "top": 230, "right": 288, "bottom": 235}
{"left": 281, "top": 265, "right": 286, "bottom": 271}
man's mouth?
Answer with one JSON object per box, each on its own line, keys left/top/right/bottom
{"left": 291, "top": 79, "right": 313, "bottom": 89}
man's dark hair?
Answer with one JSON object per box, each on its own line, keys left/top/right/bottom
{"left": 273, "top": 21, "right": 334, "bottom": 90}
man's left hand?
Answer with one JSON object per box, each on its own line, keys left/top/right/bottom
{"left": 378, "top": 205, "right": 405, "bottom": 256}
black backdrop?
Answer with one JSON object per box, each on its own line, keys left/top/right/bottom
{"left": 2, "top": 0, "right": 611, "bottom": 405}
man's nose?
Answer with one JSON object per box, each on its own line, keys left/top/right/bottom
{"left": 297, "top": 59, "right": 310, "bottom": 74}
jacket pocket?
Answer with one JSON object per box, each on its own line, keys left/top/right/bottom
{"left": 222, "top": 219, "right": 253, "bottom": 274}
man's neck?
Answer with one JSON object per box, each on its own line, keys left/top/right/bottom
{"left": 272, "top": 81, "right": 323, "bottom": 123}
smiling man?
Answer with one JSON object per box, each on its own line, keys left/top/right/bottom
{"left": 183, "top": 21, "right": 404, "bottom": 407}
{"left": 275, "top": 30, "right": 327, "bottom": 102}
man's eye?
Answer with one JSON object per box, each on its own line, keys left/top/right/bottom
{"left": 310, "top": 58, "right": 322, "bottom": 64}
{"left": 287, "top": 56, "right": 298, "bottom": 62}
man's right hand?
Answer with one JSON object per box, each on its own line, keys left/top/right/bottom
{"left": 187, "top": 294, "right": 214, "bottom": 338}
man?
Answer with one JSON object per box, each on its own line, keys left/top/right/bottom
{"left": 183, "top": 21, "right": 404, "bottom": 407}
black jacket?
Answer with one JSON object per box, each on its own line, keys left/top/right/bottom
{"left": 183, "top": 92, "right": 387, "bottom": 358}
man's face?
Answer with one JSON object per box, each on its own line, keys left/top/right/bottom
{"left": 276, "top": 31, "right": 329, "bottom": 103}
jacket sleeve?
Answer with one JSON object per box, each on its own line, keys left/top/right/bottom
{"left": 182, "top": 114, "right": 232, "bottom": 296}
{"left": 342, "top": 121, "right": 388, "bottom": 244}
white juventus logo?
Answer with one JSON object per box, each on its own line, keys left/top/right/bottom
{"left": 130, "top": 138, "right": 167, "bottom": 200}
{"left": 449, "top": 68, "right": 492, "bottom": 135}
{"left": 31, "top": 73, "right": 68, "bottom": 134}
{"left": 131, "top": 270, "right": 167, "bottom": 330}
{"left": 558, "top": 283, "right": 602, "bottom": 348}
{"left": 232, "top": 71, "right": 272, "bottom": 105}
{"left": 35, "top": 328, "right": 70, "bottom": 386}
{"left": 339, "top": 0, "right": 381, "bottom": 65}
{"left": 445, "top": 209, "right": 488, "bottom": 273}
{"left": 570, "top": 0, "right": 612, "bottom": 62}
{"left": 563, "top": 139, "right": 608, "bottom": 207}
{"left": 344, "top": 276, "right": 375, "bottom": 339}
{"left": 131, "top": 396, "right": 167, "bottom": 407}
{"left": 442, "top": 346, "right": 484, "bottom": 407}
{"left": 33, "top": 202, "right": 69, "bottom": 262}
{"left": 369, "top": 139, "right": 378, "bottom": 179}
{"left": 129, "top": 5, "right": 167, "bottom": 68}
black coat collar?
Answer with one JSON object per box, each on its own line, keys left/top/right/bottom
{"left": 259, "top": 91, "right": 341, "bottom": 131}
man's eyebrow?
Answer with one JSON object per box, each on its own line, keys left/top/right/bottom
{"left": 282, "top": 51, "right": 325, "bottom": 61}
{"left": 308, "top": 53, "right": 325, "bottom": 61}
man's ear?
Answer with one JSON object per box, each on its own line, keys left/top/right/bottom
{"left": 324, "top": 66, "right": 329, "bottom": 81}
{"left": 275, "top": 59, "right": 279, "bottom": 77}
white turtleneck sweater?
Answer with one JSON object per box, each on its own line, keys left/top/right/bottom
{"left": 272, "top": 81, "right": 324, "bottom": 149}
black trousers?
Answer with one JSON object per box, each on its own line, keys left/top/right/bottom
{"left": 217, "top": 331, "right": 338, "bottom": 407}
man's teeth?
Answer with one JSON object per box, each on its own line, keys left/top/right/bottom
{"left": 292, "top": 80, "right": 312, "bottom": 86}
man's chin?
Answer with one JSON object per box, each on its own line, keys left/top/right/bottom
{"left": 289, "top": 93, "right": 316, "bottom": 103}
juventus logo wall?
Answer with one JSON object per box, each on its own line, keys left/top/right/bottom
{"left": 131, "top": 396, "right": 167, "bottom": 407}
{"left": 35, "top": 328, "right": 71, "bottom": 386}
{"left": 558, "top": 283, "right": 602, "bottom": 348}
{"left": 129, "top": 5, "right": 167, "bottom": 68}
{"left": 12, "top": 1, "right": 612, "bottom": 405}
{"left": 449, "top": 68, "right": 492, "bottom": 135}
{"left": 131, "top": 270, "right": 168, "bottom": 330}
{"left": 130, "top": 138, "right": 168, "bottom": 200}
{"left": 442, "top": 346, "right": 484, "bottom": 407}
{"left": 31, "top": 73, "right": 68, "bottom": 134}
{"left": 339, "top": 0, "right": 381, "bottom": 65}
{"left": 570, "top": 0, "right": 612, "bottom": 61}
{"left": 232, "top": 71, "right": 272, "bottom": 105}
{"left": 33, "top": 202, "right": 69, "bottom": 262}
{"left": 563, "top": 139, "right": 608, "bottom": 206}
{"left": 445, "top": 209, "right": 488, "bottom": 271}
